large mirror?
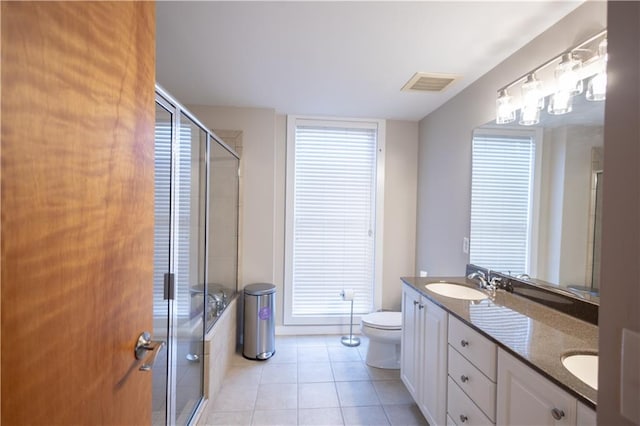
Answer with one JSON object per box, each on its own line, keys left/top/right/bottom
{"left": 470, "top": 78, "right": 604, "bottom": 300}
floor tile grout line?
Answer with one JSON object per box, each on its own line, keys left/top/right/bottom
{"left": 206, "top": 335, "right": 423, "bottom": 426}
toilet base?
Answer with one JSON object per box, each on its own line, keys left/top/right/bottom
{"left": 365, "top": 340, "right": 401, "bottom": 370}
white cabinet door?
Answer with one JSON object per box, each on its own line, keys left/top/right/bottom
{"left": 418, "top": 297, "right": 448, "bottom": 426}
{"left": 400, "top": 285, "right": 448, "bottom": 426}
{"left": 497, "top": 349, "right": 577, "bottom": 425}
{"left": 400, "top": 284, "right": 420, "bottom": 399}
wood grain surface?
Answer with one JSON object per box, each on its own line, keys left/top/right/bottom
{"left": 1, "top": 2, "right": 155, "bottom": 424}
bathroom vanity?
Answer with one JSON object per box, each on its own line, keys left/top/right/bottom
{"left": 400, "top": 277, "right": 598, "bottom": 426}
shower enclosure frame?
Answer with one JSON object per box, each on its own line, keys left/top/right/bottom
{"left": 154, "top": 84, "right": 240, "bottom": 425}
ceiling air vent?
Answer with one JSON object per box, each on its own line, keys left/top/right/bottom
{"left": 401, "top": 72, "right": 459, "bottom": 92}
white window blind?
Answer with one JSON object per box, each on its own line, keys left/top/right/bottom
{"left": 153, "top": 120, "right": 193, "bottom": 319}
{"left": 175, "top": 123, "right": 195, "bottom": 320}
{"left": 154, "top": 120, "right": 172, "bottom": 318}
{"left": 470, "top": 133, "right": 535, "bottom": 275}
{"left": 285, "top": 119, "right": 380, "bottom": 324}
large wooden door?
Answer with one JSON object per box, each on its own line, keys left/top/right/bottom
{"left": 1, "top": 2, "right": 156, "bottom": 424}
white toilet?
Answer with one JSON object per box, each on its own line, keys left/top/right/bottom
{"left": 360, "top": 311, "right": 402, "bottom": 369}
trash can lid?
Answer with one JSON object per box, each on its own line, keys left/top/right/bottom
{"left": 244, "top": 283, "right": 276, "bottom": 295}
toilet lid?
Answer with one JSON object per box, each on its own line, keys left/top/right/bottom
{"left": 361, "top": 312, "right": 402, "bottom": 330}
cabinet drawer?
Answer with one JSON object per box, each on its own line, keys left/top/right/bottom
{"left": 448, "top": 345, "right": 496, "bottom": 421}
{"left": 448, "top": 316, "right": 496, "bottom": 381}
{"left": 447, "top": 377, "right": 494, "bottom": 426}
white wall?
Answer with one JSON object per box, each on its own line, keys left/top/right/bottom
{"left": 187, "top": 105, "right": 277, "bottom": 289}
{"left": 415, "top": 1, "right": 607, "bottom": 276}
{"left": 381, "top": 120, "right": 418, "bottom": 311}
{"left": 190, "top": 106, "right": 418, "bottom": 328}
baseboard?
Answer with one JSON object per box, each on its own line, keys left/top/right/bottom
{"left": 275, "top": 324, "right": 363, "bottom": 336}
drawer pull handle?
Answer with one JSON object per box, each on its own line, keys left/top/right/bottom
{"left": 551, "top": 408, "right": 565, "bottom": 420}
{"left": 418, "top": 304, "right": 424, "bottom": 310}
{"left": 459, "top": 414, "right": 468, "bottom": 423}
{"left": 460, "top": 375, "right": 469, "bottom": 383}
{"left": 460, "top": 339, "right": 469, "bottom": 347}
{"left": 413, "top": 300, "right": 419, "bottom": 306}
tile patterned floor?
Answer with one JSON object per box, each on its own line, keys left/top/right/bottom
{"left": 199, "top": 335, "right": 428, "bottom": 426}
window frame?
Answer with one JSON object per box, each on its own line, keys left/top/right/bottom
{"left": 284, "top": 115, "right": 385, "bottom": 326}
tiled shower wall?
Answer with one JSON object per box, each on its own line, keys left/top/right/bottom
{"left": 204, "top": 296, "right": 240, "bottom": 401}
{"left": 213, "top": 129, "right": 243, "bottom": 288}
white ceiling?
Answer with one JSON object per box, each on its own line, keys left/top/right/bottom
{"left": 156, "top": 1, "right": 583, "bottom": 121}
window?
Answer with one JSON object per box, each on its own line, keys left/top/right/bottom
{"left": 284, "top": 117, "right": 385, "bottom": 325}
{"left": 470, "top": 130, "right": 539, "bottom": 275}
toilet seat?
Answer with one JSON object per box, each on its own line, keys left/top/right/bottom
{"left": 361, "top": 311, "right": 401, "bottom": 330}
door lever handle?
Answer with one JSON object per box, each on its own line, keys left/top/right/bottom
{"left": 135, "top": 331, "right": 166, "bottom": 372}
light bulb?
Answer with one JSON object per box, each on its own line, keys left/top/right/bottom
{"left": 519, "top": 104, "right": 541, "bottom": 126}
{"left": 598, "top": 38, "right": 608, "bottom": 60}
{"left": 586, "top": 72, "right": 607, "bottom": 101}
{"left": 586, "top": 38, "right": 607, "bottom": 101}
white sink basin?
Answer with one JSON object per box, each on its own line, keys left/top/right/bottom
{"left": 562, "top": 353, "right": 598, "bottom": 390}
{"left": 425, "top": 283, "right": 489, "bottom": 301}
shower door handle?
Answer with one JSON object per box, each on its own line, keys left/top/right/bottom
{"left": 134, "top": 331, "right": 166, "bottom": 372}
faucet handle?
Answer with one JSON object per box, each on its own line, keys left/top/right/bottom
{"left": 488, "top": 276, "right": 514, "bottom": 292}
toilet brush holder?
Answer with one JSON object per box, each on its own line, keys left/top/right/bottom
{"left": 340, "top": 290, "right": 360, "bottom": 347}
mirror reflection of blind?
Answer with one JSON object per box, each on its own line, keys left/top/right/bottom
{"left": 470, "top": 133, "right": 535, "bottom": 275}
{"left": 153, "top": 121, "right": 192, "bottom": 318}
{"left": 469, "top": 304, "right": 532, "bottom": 356}
{"left": 290, "top": 124, "right": 377, "bottom": 319}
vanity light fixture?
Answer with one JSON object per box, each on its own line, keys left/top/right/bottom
{"left": 555, "top": 53, "right": 584, "bottom": 96}
{"left": 548, "top": 53, "right": 582, "bottom": 115}
{"left": 495, "top": 29, "right": 607, "bottom": 125}
{"left": 496, "top": 89, "right": 515, "bottom": 124}
{"left": 519, "top": 74, "right": 543, "bottom": 126}
{"left": 547, "top": 88, "right": 573, "bottom": 115}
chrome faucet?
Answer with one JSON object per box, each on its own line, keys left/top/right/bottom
{"left": 207, "top": 293, "right": 224, "bottom": 318}
{"left": 467, "top": 271, "right": 488, "bottom": 289}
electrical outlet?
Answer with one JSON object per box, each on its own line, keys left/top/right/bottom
{"left": 621, "top": 328, "right": 640, "bottom": 423}
{"left": 463, "top": 237, "right": 470, "bottom": 254}
{"left": 419, "top": 270, "right": 428, "bottom": 277}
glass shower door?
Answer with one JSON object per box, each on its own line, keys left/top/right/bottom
{"left": 173, "top": 112, "right": 206, "bottom": 423}
{"left": 152, "top": 100, "right": 172, "bottom": 426}
{"left": 153, "top": 92, "right": 207, "bottom": 425}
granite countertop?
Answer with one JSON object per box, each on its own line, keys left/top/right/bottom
{"left": 401, "top": 276, "right": 598, "bottom": 409}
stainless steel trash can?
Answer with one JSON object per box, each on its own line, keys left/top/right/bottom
{"left": 243, "top": 283, "right": 276, "bottom": 360}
